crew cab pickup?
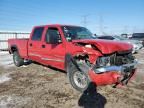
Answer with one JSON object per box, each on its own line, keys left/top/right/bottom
{"left": 8, "top": 24, "right": 137, "bottom": 92}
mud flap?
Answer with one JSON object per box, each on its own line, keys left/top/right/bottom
{"left": 65, "top": 54, "right": 81, "bottom": 73}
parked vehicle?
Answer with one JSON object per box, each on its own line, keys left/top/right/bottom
{"left": 8, "top": 24, "right": 137, "bottom": 92}
{"left": 130, "top": 33, "right": 144, "bottom": 46}
{"left": 121, "top": 33, "right": 128, "bottom": 38}
{"left": 97, "top": 35, "right": 143, "bottom": 53}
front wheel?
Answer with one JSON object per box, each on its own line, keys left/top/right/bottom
{"left": 13, "top": 51, "right": 24, "bottom": 67}
{"left": 67, "top": 60, "right": 90, "bottom": 92}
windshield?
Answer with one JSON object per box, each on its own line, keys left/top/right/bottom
{"left": 62, "top": 26, "right": 95, "bottom": 41}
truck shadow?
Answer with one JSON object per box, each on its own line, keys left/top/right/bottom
{"left": 78, "top": 82, "right": 107, "bottom": 108}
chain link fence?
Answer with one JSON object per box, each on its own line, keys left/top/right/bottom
{"left": 0, "top": 32, "right": 30, "bottom": 50}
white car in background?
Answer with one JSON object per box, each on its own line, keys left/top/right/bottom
{"left": 97, "top": 35, "right": 143, "bottom": 53}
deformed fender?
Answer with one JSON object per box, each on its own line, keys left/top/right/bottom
{"left": 65, "top": 53, "right": 81, "bottom": 72}
{"left": 65, "top": 53, "right": 72, "bottom": 72}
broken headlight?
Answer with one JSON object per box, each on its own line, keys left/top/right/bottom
{"left": 96, "top": 56, "right": 111, "bottom": 67}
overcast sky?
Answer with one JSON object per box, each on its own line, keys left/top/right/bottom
{"left": 0, "top": 0, "right": 144, "bottom": 34}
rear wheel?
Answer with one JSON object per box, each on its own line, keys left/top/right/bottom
{"left": 13, "top": 51, "right": 24, "bottom": 67}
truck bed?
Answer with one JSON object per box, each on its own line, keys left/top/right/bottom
{"left": 8, "top": 38, "right": 29, "bottom": 58}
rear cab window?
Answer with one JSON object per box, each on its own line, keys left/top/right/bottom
{"left": 31, "top": 27, "right": 44, "bottom": 41}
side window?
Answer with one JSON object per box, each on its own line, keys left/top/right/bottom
{"left": 31, "top": 27, "right": 44, "bottom": 41}
{"left": 45, "top": 28, "right": 62, "bottom": 44}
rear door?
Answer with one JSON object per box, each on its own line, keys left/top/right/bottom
{"left": 40, "top": 27, "right": 66, "bottom": 70}
{"left": 28, "top": 27, "right": 44, "bottom": 62}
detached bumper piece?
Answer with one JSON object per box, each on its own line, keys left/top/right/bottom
{"left": 89, "top": 60, "right": 137, "bottom": 86}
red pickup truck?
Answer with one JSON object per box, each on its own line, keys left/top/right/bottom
{"left": 8, "top": 24, "right": 137, "bottom": 92}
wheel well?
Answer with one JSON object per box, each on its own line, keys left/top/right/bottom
{"left": 65, "top": 53, "right": 90, "bottom": 71}
{"left": 11, "top": 46, "right": 18, "bottom": 53}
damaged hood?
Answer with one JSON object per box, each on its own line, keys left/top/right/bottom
{"left": 72, "top": 39, "right": 133, "bottom": 54}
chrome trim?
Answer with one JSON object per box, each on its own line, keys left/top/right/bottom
{"left": 41, "top": 57, "right": 64, "bottom": 62}
{"left": 53, "top": 55, "right": 64, "bottom": 59}
{"left": 29, "top": 53, "right": 41, "bottom": 57}
{"left": 94, "top": 60, "right": 138, "bottom": 74}
{"left": 29, "top": 53, "right": 64, "bottom": 62}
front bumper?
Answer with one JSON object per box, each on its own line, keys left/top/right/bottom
{"left": 88, "top": 60, "right": 137, "bottom": 86}
{"left": 93, "top": 60, "right": 137, "bottom": 74}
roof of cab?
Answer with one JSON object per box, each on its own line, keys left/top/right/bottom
{"left": 33, "top": 24, "right": 82, "bottom": 28}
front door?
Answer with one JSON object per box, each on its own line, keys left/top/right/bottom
{"left": 40, "top": 27, "right": 66, "bottom": 70}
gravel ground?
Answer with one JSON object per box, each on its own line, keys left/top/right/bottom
{"left": 0, "top": 50, "right": 144, "bottom": 108}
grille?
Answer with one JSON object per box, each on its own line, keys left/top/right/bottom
{"left": 110, "top": 52, "right": 135, "bottom": 66}
{"left": 95, "top": 50, "right": 135, "bottom": 67}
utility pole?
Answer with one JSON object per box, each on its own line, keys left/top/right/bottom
{"left": 99, "top": 15, "right": 104, "bottom": 35}
{"left": 123, "top": 25, "right": 129, "bottom": 33}
{"left": 132, "top": 26, "right": 136, "bottom": 33}
{"left": 81, "top": 14, "right": 90, "bottom": 27}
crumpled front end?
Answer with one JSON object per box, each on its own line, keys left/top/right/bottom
{"left": 71, "top": 39, "right": 137, "bottom": 88}
{"left": 88, "top": 51, "right": 137, "bottom": 86}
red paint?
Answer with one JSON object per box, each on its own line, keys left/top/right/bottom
{"left": 8, "top": 24, "right": 135, "bottom": 86}
{"left": 88, "top": 70, "right": 121, "bottom": 85}
{"left": 72, "top": 39, "right": 132, "bottom": 54}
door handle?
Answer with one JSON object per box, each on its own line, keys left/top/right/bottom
{"left": 42, "top": 45, "right": 45, "bottom": 48}
{"left": 30, "top": 43, "right": 32, "bottom": 47}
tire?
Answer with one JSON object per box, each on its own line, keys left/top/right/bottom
{"left": 13, "top": 51, "right": 24, "bottom": 67}
{"left": 67, "top": 59, "right": 90, "bottom": 92}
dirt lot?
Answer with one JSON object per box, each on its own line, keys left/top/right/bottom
{"left": 0, "top": 50, "right": 144, "bottom": 108}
